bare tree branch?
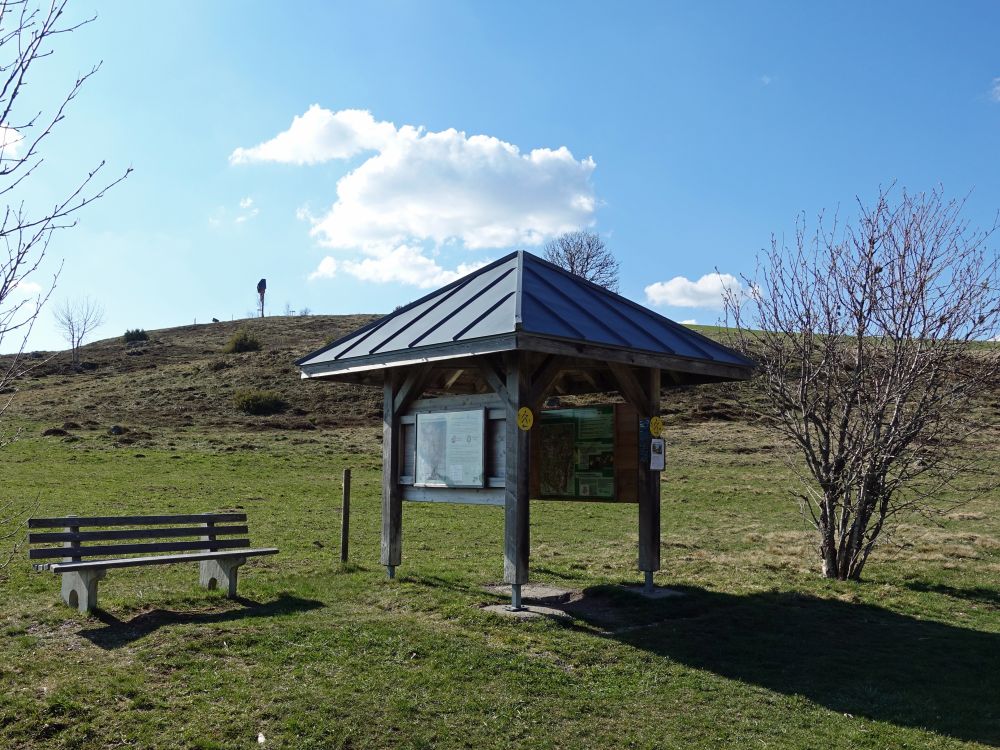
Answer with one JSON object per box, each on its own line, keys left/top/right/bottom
{"left": 0, "top": 0, "right": 129, "bottom": 566}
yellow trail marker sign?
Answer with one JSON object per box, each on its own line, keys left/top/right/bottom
{"left": 649, "top": 416, "right": 664, "bottom": 437}
{"left": 517, "top": 407, "right": 534, "bottom": 431}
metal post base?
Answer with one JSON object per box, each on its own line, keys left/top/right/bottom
{"left": 507, "top": 583, "right": 524, "bottom": 611}
{"left": 386, "top": 565, "right": 396, "bottom": 579}
{"left": 643, "top": 570, "right": 655, "bottom": 594}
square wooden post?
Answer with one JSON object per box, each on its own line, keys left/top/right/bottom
{"left": 503, "top": 353, "right": 530, "bottom": 607}
{"left": 638, "top": 368, "right": 662, "bottom": 583}
{"left": 381, "top": 370, "right": 402, "bottom": 577}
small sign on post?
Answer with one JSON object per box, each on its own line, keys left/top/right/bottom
{"left": 341, "top": 468, "right": 351, "bottom": 562}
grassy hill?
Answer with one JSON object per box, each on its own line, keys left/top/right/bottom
{"left": 0, "top": 315, "right": 997, "bottom": 749}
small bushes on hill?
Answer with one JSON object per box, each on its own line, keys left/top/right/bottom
{"left": 123, "top": 328, "right": 149, "bottom": 343}
{"left": 207, "top": 359, "right": 231, "bottom": 372}
{"left": 223, "top": 327, "right": 262, "bottom": 353}
{"left": 233, "top": 389, "right": 287, "bottom": 415}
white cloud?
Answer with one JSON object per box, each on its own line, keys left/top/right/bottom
{"left": 230, "top": 106, "right": 396, "bottom": 165}
{"left": 308, "top": 256, "right": 338, "bottom": 281}
{"left": 239, "top": 197, "right": 254, "bottom": 209}
{"left": 644, "top": 273, "right": 741, "bottom": 309}
{"left": 308, "top": 126, "right": 596, "bottom": 251}
{"left": 233, "top": 107, "right": 598, "bottom": 289}
{"left": 0, "top": 125, "right": 22, "bottom": 157}
{"left": 991, "top": 78, "right": 1000, "bottom": 103}
{"left": 680, "top": 319, "right": 698, "bottom": 325}
{"left": 335, "top": 245, "right": 488, "bottom": 289}
{"left": 10, "top": 279, "right": 42, "bottom": 296}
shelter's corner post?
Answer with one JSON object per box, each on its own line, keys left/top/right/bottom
{"left": 638, "top": 367, "right": 662, "bottom": 586}
{"left": 381, "top": 365, "right": 433, "bottom": 580}
{"left": 502, "top": 352, "right": 530, "bottom": 610}
{"left": 609, "top": 362, "right": 662, "bottom": 588}
{"left": 381, "top": 369, "right": 403, "bottom": 579}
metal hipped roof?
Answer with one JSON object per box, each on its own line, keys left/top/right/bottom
{"left": 296, "top": 250, "right": 755, "bottom": 381}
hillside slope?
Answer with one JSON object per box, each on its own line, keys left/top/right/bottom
{"left": 2, "top": 316, "right": 753, "bottom": 438}
{"left": 3, "top": 315, "right": 384, "bottom": 434}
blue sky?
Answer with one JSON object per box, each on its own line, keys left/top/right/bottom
{"left": 8, "top": 0, "right": 1000, "bottom": 351}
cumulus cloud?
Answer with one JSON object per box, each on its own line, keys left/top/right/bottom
{"left": 339, "top": 246, "right": 488, "bottom": 289}
{"left": 308, "top": 256, "right": 338, "bottom": 281}
{"left": 232, "top": 107, "right": 597, "bottom": 288}
{"left": 644, "top": 273, "right": 741, "bottom": 309}
{"left": 308, "top": 126, "right": 596, "bottom": 251}
{"left": 230, "top": 106, "right": 396, "bottom": 165}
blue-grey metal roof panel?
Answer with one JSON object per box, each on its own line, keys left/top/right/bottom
{"left": 296, "top": 250, "right": 754, "bottom": 373}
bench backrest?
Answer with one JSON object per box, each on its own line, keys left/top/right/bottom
{"left": 27, "top": 513, "right": 252, "bottom": 564}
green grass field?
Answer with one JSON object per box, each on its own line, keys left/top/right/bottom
{"left": 1, "top": 318, "right": 998, "bottom": 749}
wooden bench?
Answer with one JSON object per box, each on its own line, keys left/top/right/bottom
{"left": 27, "top": 512, "right": 279, "bottom": 613}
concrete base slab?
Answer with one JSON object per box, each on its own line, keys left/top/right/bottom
{"left": 484, "top": 583, "right": 574, "bottom": 603}
{"left": 619, "top": 585, "right": 686, "bottom": 600}
{"left": 482, "top": 604, "right": 570, "bottom": 620}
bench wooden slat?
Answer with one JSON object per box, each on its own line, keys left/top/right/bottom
{"left": 29, "top": 538, "right": 251, "bottom": 560}
{"left": 51, "top": 548, "right": 279, "bottom": 573}
{"left": 29, "top": 525, "right": 250, "bottom": 544}
{"left": 27, "top": 513, "right": 247, "bottom": 529}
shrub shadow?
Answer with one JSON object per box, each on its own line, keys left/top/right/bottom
{"left": 904, "top": 580, "right": 1000, "bottom": 609}
{"left": 78, "top": 593, "right": 324, "bottom": 650}
{"left": 562, "top": 585, "right": 1000, "bottom": 746}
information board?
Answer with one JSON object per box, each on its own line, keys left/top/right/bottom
{"left": 415, "top": 409, "right": 486, "bottom": 488}
{"left": 537, "top": 406, "right": 616, "bottom": 499}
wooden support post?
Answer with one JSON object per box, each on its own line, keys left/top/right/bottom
{"left": 341, "top": 468, "right": 351, "bottom": 562}
{"left": 637, "top": 368, "right": 662, "bottom": 576}
{"left": 201, "top": 518, "right": 217, "bottom": 553}
{"left": 382, "top": 371, "right": 402, "bottom": 578}
{"left": 503, "top": 353, "right": 530, "bottom": 607}
{"left": 63, "top": 516, "right": 81, "bottom": 563}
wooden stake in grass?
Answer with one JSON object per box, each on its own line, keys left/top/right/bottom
{"left": 341, "top": 468, "right": 351, "bottom": 562}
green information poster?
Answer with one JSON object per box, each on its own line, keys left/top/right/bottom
{"left": 538, "top": 406, "right": 615, "bottom": 499}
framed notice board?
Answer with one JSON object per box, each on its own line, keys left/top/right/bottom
{"left": 530, "top": 404, "right": 639, "bottom": 502}
{"left": 415, "top": 409, "right": 486, "bottom": 488}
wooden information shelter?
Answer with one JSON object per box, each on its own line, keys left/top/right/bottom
{"left": 297, "top": 251, "right": 754, "bottom": 609}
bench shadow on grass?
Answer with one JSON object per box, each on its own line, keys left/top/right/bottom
{"left": 78, "top": 593, "right": 324, "bottom": 650}
{"left": 556, "top": 585, "right": 1000, "bottom": 747}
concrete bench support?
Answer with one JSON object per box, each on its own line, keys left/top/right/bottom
{"left": 199, "top": 556, "right": 246, "bottom": 598}
{"left": 61, "top": 569, "right": 106, "bottom": 614}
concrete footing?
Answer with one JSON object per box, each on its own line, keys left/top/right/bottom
{"left": 483, "top": 603, "right": 570, "bottom": 620}
{"left": 61, "top": 569, "right": 106, "bottom": 613}
{"left": 199, "top": 556, "right": 245, "bottom": 598}
{"left": 619, "top": 584, "right": 685, "bottom": 600}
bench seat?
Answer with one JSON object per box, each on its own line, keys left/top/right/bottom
{"left": 51, "top": 548, "right": 279, "bottom": 573}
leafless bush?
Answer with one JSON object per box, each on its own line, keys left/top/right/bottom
{"left": 53, "top": 296, "right": 104, "bottom": 365}
{"left": 725, "top": 186, "right": 1000, "bottom": 580}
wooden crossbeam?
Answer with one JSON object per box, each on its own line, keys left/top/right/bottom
{"left": 478, "top": 357, "right": 510, "bottom": 407}
{"left": 393, "top": 365, "right": 433, "bottom": 415}
{"left": 527, "top": 355, "right": 564, "bottom": 408}
{"left": 608, "top": 362, "right": 651, "bottom": 415}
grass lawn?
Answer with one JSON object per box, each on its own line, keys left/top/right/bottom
{"left": 1, "top": 414, "right": 998, "bottom": 750}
